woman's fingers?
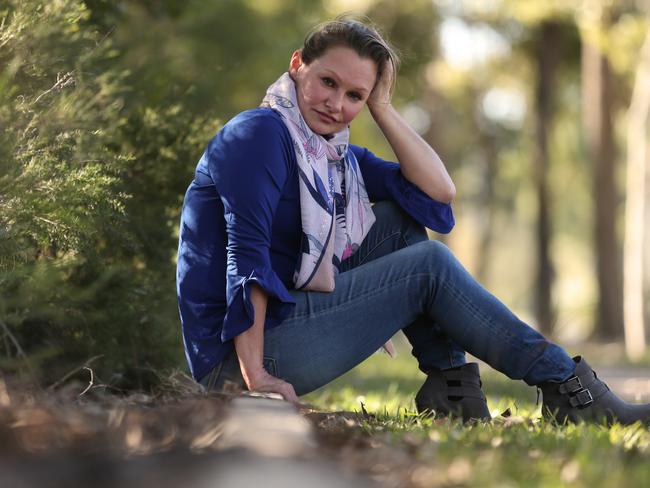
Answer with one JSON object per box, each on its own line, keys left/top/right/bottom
{"left": 368, "top": 60, "right": 395, "bottom": 108}
{"left": 278, "top": 383, "right": 299, "bottom": 404}
{"left": 250, "top": 371, "right": 299, "bottom": 404}
{"left": 270, "top": 379, "right": 299, "bottom": 404}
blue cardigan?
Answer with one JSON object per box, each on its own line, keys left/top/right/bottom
{"left": 176, "top": 108, "right": 455, "bottom": 381}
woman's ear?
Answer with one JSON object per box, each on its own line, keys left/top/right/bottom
{"left": 289, "top": 49, "right": 303, "bottom": 78}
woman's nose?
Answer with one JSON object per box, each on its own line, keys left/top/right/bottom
{"left": 325, "top": 91, "right": 343, "bottom": 112}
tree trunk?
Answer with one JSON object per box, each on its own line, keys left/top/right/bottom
{"left": 581, "top": 21, "right": 624, "bottom": 339}
{"left": 533, "top": 22, "right": 560, "bottom": 335}
{"left": 475, "top": 130, "right": 497, "bottom": 285}
{"left": 623, "top": 29, "right": 650, "bottom": 359}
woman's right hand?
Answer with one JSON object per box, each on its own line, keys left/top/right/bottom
{"left": 233, "top": 284, "right": 299, "bottom": 404}
{"left": 247, "top": 369, "right": 299, "bottom": 404}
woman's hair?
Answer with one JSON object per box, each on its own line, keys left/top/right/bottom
{"left": 300, "top": 18, "right": 400, "bottom": 91}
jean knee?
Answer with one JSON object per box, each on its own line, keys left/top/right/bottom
{"left": 417, "top": 239, "right": 455, "bottom": 268}
{"left": 372, "top": 201, "right": 428, "bottom": 245}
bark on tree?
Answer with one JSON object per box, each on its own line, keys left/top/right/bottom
{"left": 533, "top": 22, "right": 560, "bottom": 335}
{"left": 476, "top": 129, "right": 497, "bottom": 286}
{"left": 623, "top": 28, "right": 650, "bottom": 359}
{"left": 581, "top": 19, "right": 624, "bottom": 339}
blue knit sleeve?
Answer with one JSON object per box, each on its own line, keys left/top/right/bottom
{"left": 209, "top": 111, "right": 296, "bottom": 342}
{"left": 350, "top": 145, "right": 455, "bottom": 234}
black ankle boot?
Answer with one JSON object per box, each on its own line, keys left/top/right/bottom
{"left": 415, "top": 362, "right": 491, "bottom": 422}
{"left": 540, "top": 356, "right": 650, "bottom": 425}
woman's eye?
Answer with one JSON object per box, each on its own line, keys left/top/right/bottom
{"left": 322, "top": 77, "right": 335, "bottom": 87}
{"left": 348, "top": 92, "right": 362, "bottom": 102}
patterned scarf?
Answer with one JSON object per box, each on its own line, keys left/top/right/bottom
{"left": 261, "top": 72, "right": 376, "bottom": 292}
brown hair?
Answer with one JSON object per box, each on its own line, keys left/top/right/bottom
{"left": 300, "top": 18, "right": 400, "bottom": 92}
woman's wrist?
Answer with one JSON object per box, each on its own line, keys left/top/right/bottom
{"left": 240, "top": 363, "right": 267, "bottom": 389}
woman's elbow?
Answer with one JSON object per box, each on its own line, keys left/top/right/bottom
{"left": 440, "top": 182, "right": 456, "bottom": 204}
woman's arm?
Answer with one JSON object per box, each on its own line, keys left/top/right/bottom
{"left": 234, "top": 283, "right": 299, "bottom": 403}
{"left": 210, "top": 112, "right": 299, "bottom": 402}
{"left": 366, "top": 66, "right": 456, "bottom": 204}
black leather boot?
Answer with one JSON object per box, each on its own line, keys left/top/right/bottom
{"left": 415, "top": 362, "right": 491, "bottom": 422}
{"left": 540, "top": 356, "right": 650, "bottom": 425}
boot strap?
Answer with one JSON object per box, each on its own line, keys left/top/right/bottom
{"left": 446, "top": 385, "right": 486, "bottom": 401}
{"left": 568, "top": 388, "right": 594, "bottom": 408}
{"left": 567, "top": 381, "right": 609, "bottom": 408}
{"left": 558, "top": 369, "right": 598, "bottom": 395}
{"left": 556, "top": 366, "right": 611, "bottom": 408}
{"left": 443, "top": 370, "right": 481, "bottom": 387}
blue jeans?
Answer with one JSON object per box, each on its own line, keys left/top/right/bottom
{"left": 202, "top": 201, "right": 576, "bottom": 396}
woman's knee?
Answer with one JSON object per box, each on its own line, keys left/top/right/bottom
{"left": 412, "top": 239, "right": 457, "bottom": 269}
{"left": 372, "top": 201, "right": 428, "bottom": 245}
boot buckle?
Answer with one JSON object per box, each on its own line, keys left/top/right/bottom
{"left": 558, "top": 376, "right": 582, "bottom": 395}
{"left": 568, "top": 388, "right": 594, "bottom": 408}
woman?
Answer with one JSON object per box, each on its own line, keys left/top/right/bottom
{"left": 176, "top": 19, "right": 650, "bottom": 424}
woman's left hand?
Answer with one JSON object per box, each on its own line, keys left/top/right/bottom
{"left": 367, "top": 60, "right": 395, "bottom": 111}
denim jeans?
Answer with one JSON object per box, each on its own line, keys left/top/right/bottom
{"left": 201, "top": 201, "right": 576, "bottom": 396}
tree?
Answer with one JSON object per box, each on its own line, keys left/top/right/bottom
{"left": 0, "top": 0, "right": 207, "bottom": 386}
{"left": 580, "top": 7, "right": 624, "bottom": 339}
{"left": 623, "top": 27, "right": 650, "bottom": 358}
{"left": 532, "top": 21, "right": 563, "bottom": 335}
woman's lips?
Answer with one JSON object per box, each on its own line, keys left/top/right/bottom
{"left": 314, "top": 109, "right": 337, "bottom": 123}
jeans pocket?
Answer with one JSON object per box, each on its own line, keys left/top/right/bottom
{"left": 263, "top": 356, "right": 278, "bottom": 377}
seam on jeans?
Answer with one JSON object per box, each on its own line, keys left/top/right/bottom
{"left": 357, "top": 231, "right": 402, "bottom": 267}
{"left": 436, "top": 278, "right": 515, "bottom": 349}
{"left": 446, "top": 283, "right": 517, "bottom": 349}
{"left": 441, "top": 279, "right": 496, "bottom": 330}
{"left": 516, "top": 342, "right": 571, "bottom": 383}
{"left": 442, "top": 278, "right": 556, "bottom": 374}
{"left": 526, "top": 344, "right": 570, "bottom": 378}
{"left": 287, "top": 272, "right": 431, "bottom": 322}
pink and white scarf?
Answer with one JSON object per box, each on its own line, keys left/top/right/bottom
{"left": 261, "top": 72, "right": 376, "bottom": 292}
{"left": 261, "top": 73, "right": 395, "bottom": 357}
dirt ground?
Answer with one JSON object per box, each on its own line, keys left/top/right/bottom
{"left": 0, "top": 373, "right": 397, "bottom": 488}
{"left": 2, "top": 359, "right": 650, "bottom": 488}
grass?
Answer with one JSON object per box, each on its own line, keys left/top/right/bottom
{"left": 303, "top": 336, "right": 650, "bottom": 487}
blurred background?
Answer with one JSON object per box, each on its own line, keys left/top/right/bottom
{"left": 1, "top": 0, "right": 649, "bottom": 390}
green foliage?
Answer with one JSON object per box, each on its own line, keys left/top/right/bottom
{"left": 0, "top": 0, "right": 212, "bottom": 387}
{"left": 0, "top": 0, "right": 129, "bottom": 262}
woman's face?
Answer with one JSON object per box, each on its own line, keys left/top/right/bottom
{"left": 289, "top": 46, "right": 377, "bottom": 136}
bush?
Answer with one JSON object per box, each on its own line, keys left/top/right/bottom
{"left": 0, "top": 0, "right": 212, "bottom": 388}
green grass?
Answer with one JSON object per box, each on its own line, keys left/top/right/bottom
{"left": 303, "top": 338, "right": 650, "bottom": 487}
